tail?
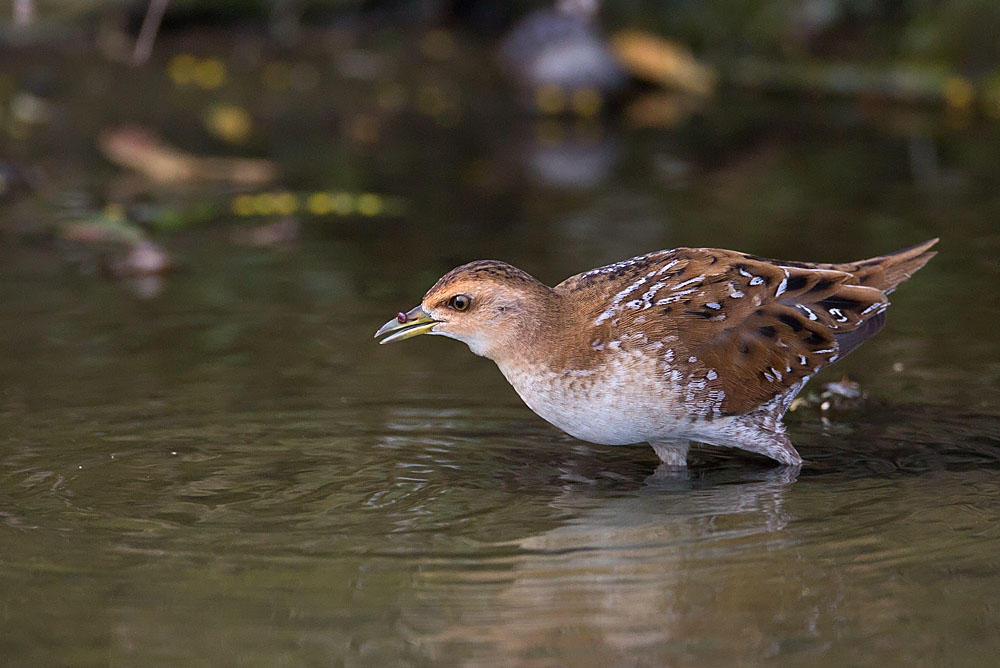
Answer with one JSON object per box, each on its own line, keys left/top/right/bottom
{"left": 765, "top": 238, "right": 937, "bottom": 360}
{"left": 825, "top": 238, "right": 939, "bottom": 294}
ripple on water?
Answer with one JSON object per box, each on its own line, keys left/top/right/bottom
{"left": 3, "top": 392, "right": 1000, "bottom": 667}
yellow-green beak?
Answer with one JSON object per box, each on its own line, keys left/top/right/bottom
{"left": 374, "top": 305, "right": 438, "bottom": 344}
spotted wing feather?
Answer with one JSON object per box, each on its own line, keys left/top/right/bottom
{"left": 562, "top": 247, "right": 897, "bottom": 416}
{"left": 657, "top": 251, "right": 888, "bottom": 414}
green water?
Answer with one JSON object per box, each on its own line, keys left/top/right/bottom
{"left": 2, "top": 36, "right": 1000, "bottom": 667}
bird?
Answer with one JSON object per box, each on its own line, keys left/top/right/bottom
{"left": 497, "top": 0, "right": 627, "bottom": 115}
{"left": 375, "top": 239, "right": 938, "bottom": 467}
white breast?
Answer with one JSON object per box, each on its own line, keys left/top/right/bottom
{"left": 496, "top": 351, "right": 709, "bottom": 446}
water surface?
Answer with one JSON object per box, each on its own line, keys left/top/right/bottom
{"left": 2, "top": 36, "right": 1000, "bottom": 667}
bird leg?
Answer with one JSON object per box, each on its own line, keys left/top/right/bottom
{"left": 736, "top": 430, "right": 802, "bottom": 466}
{"left": 700, "top": 425, "right": 803, "bottom": 466}
{"left": 649, "top": 439, "right": 691, "bottom": 467}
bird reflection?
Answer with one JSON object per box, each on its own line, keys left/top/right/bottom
{"left": 410, "top": 463, "right": 800, "bottom": 665}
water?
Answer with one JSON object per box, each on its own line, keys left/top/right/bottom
{"left": 2, "top": 35, "right": 1000, "bottom": 667}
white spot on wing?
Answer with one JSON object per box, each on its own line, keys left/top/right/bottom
{"left": 828, "top": 307, "right": 849, "bottom": 323}
{"left": 861, "top": 302, "right": 884, "bottom": 315}
{"left": 775, "top": 276, "right": 788, "bottom": 297}
{"left": 672, "top": 274, "right": 705, "bottom": 291}
{"left": 595, "top": 274, "right": 652, "bottom": 325}
{"left": 656, "top": 259, "right": 680, "bottom": 275}
{"left": 655, "top": 288, "right": 698, "bottom": 306}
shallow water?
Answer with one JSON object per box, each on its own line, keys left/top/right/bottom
{"left": 3, "top": 36, "right": 1000, "bottom": 667}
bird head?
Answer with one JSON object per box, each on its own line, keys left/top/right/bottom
{"left": 374, "top": 260, "right": 554, "bottom": 359}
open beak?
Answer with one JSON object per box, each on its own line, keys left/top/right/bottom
{"left": 374, "top": 305, "right": 439, "bottom": 344}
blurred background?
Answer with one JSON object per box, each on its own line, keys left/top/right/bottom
{"left": 2, "top": 2, "right": 1000, "bottom": 667}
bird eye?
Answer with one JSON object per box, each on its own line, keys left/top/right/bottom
{"left": 449, "top": 294, "right": 471, "bottom": 311}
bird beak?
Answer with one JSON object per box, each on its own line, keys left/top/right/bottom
{"left": 374, "top": 305, "right": 439, "bottom": 344}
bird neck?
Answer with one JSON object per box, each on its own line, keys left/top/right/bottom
{"left": 488, "top": 287, "right": 581, "bottom": 373}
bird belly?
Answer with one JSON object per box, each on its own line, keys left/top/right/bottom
{"left": 497, "top": 354, "right": 725, "bottom": 446}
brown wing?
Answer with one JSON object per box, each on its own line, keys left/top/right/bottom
{"left": 672, "top": 251, "right": 890, "bottom": 414}
{"left": 562, "top": 247, "right": 894, "bottom": 416}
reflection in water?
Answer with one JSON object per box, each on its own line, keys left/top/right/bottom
{"left": 410, "top": 467, "right": 800, "bottom": 666}
{"left": 3, "top": 359, "right": 1000, "bottom": 666}
{"left": 522, "top": 122, "right": 620, "bottom": 189}
{"left": 404, "top": 462, "right": 1000, "bottom": 667}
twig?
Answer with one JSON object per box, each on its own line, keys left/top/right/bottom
{"left": 132, "top": 0, "right": 170, "bottom": 66}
